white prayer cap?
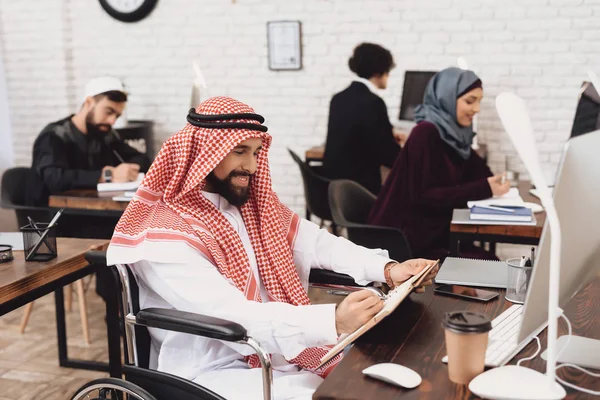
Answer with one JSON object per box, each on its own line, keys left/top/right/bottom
{"left": 83, "top": 76, "right": 127, "bottom": 101}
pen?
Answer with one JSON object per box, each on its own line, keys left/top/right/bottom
{"left": 27, "top": 216, "right": 55, "bottom": 253}
{"left": 530, "top": 246, "right": 535, "bottom": 266}
{"left": 475, "top": 204, "right": 516, "bottom": 213}
{"left": 112, "top": 149, "right": 125, "bottom": 164}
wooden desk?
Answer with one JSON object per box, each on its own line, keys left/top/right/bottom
{"left": 306, "top": 144, "right": 488, "bottom": 163}
{"left": 449, "top": 181, "right": 545, "bottom": 255}
{"left": 49, "top": 189, "right": 128, "bottom": 215}
{"left": 0, "top": 238, "right": 106, "bottom": 305}
{"left": 314, "top": 277, "right": 600, "bottom": 399}
{"left": 0, "top": 238, "right": 121, "bottom": 377}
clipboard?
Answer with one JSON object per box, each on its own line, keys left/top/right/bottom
{"left": 317, "top": 260, "right": 439, "bottom": 368}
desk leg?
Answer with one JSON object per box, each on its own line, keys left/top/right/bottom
{"left": 449, "top": 234, "right": 460, "bottom": 257}
{"left": 55, "top": 289, "right": 69, "bottom": 366}
{"left": 54, "top": 283, "right": 116, "bottom": 374}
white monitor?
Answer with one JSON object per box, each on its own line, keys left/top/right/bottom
{"left": 519, "top": 130, "right": 600, "bottom": 344}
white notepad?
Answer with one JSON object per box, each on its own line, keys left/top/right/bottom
{"left": 0, "top": 232, "right": 24, "bottom": 250}
{"left": 97, "top": 173, "right": 145, "bottom": 192}
{"left": 467, "top": 187, "right": 525, "bottom": 208}
{"left": 435, "top": 257, "right": 507, "bottom": 289}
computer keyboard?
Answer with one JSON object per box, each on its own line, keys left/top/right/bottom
{"left": 443, "top": 304, "right": 525, "bottom": 367}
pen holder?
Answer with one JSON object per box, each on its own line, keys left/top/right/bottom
{"left": 20, "top": 223, "right": 58, "bottom": 262}
{"left": 505, "top": 258, "right": 532, "bottom": 304}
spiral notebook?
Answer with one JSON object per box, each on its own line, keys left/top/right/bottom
{"left": 434, "top": 257, "right": 507, "bottom": 289}
{"left": 317, "top": 260, "right": 439, "bottom": 368}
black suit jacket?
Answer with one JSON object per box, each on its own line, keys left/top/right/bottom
{"left": 322, "top": 81, "right": 399, "bottom": 194}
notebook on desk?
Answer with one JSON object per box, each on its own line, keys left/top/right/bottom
{"left": 435, "top": 257, "right": 507, "bottom": 289}
{"left": 317, "top": 260, "right": 439, "bottom": 368}
{"left": 452, "top": 209, "right": 537, "bottom": 226}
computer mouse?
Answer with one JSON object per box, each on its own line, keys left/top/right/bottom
{"left": 362, "top": 363, "right": 422, "bottom": 389}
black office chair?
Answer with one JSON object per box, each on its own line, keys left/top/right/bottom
{"left": 0, "top": 167, "right": 50, "bottom": 228}
{"left": 328, "top": 180, "right": 412, "bottom": 263}
{"left": 287, "top": 149, "right": 337, "bottom": 234}
{"left": 70, "top": 251, "right": 384, "bottom": 400}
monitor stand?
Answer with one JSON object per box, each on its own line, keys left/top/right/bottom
{"left": 541, "top": 335, "right": 600, "bottom": 369}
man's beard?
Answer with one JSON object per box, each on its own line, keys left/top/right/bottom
{"left": 85, "top": 108, "right": 111, "bottom": 135}
{"left": 205, "top": 171, "right": 252, "bottom": 207}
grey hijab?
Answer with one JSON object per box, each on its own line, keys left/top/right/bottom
{"left": 414, "top": 67, "right": 481, "bottom": 160}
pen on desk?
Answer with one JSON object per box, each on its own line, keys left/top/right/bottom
{"left": 530, "top": 246, "right": 535, "bottom": 266}
{"left": 476, "top": 204, "right": 516, "bottom": 213}
{"left": 112, "top": 149, "right": 125, "bottom": 164}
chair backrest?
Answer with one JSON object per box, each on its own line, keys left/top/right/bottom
{"left": 287, "top": 149, "right": 333, "bottom": 221}
{"left": 1, "top": 167, "right": 50, "bottom": 228}
{"left": 328, "top": 180, "right": 412, "bottom": 262}
{"left": 328, "top": 179, "right": 376, "bottom": 226}
{"left": 1, "top": 167, "right": 30, "bottom": 207}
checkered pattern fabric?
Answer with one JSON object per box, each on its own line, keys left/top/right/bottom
{"left": 111, "top": 96, "right": 341, "bottom": 377}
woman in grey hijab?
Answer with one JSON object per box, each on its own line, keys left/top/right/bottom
{"left": 368, "top": 67, "right": 510, "bottom": 261}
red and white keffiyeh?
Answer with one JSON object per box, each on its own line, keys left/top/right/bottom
{"left": 109, "top": 96, "right": 340, "bottom": 377}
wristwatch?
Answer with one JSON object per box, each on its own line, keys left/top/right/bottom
{"left": 103, "top": 168, "right": 113, "bottom": 183}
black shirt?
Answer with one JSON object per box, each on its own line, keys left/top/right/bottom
{"left": 26, "top": 115, "right": 151, "bottom": 206}
{"left": 322, "top": 81, "right": 400, "bottom": 195}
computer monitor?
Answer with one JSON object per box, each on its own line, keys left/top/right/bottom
{"left": 570, "top": 81, "right": 600, "bottom": 139}
{"left": 518, "top": 130, "right": 600, "bottom": 346}
{"left": 398, "top": 71, "right": 437, "bottom": 121}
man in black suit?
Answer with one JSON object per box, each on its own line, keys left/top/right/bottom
{"left": 323, "top": 43, "right": 401, "bottom": 195}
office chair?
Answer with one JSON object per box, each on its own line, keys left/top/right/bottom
{"left": 328, "top": 180, "right": 412, "bottom": 263}
{"left": 0, "top": 167, "right": 50, "bottom": 228}
{"left": 287, "top": 149, "right": 337, "bottom": 234}
{"left": 70, "top": 250, "right": 384, "bottom": 400}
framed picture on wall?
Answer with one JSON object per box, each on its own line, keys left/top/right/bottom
{"left": 267, "top": 21, "right": 302, "bottom": 71}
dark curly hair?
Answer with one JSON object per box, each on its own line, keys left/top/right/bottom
{"left": 348, "top": 43, "right": 395, "bottom": 79}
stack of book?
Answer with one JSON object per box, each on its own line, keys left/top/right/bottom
{"left": 467, "top": 188, "right": 533, "bottom": 223}
{"left": 469, "top": 205, "right": 533, "bottom": 222}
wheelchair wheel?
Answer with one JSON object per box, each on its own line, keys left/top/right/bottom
{"left": 70, "top": 377, "right": 158, "bottom": 400}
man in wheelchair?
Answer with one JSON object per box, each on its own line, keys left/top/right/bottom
{"left": 105, "top": 96, "right": 439, "bottom": 399}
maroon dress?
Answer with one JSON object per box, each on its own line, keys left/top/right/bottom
{"left": 368, "top": 122, "right": 493, "bottom": 260}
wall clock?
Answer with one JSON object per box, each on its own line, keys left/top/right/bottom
{"left": 99, "top": 0, "right": 158, "bottom": 23}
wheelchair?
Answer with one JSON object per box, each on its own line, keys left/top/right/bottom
{"left": 71, "top": 251, "right": 384, "bottom": 400}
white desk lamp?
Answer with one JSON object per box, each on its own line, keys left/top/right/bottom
{"left": 587, "top": 69, "right": 600, "bottom": 95}
{"left": 191, "top": 61, "right": 209, "bottom": 107}
{"left": 468, "top": 92, "right": 566, "bottom": 400}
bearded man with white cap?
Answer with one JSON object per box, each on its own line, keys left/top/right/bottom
{"left": 26, "top": 76, "right": 150, "bottom": 207}
{"left": 107, "top": 96, "right": 438, "bottom": 400}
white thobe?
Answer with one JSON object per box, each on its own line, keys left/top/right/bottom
{"left": 131, "top": 192, "right": 391, "bottom": 400}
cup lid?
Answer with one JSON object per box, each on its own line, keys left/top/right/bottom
{"left": 442, "top": 311, "right": 492, "bottom": 334}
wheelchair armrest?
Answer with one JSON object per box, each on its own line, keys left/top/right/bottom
{"left": 136, "top": 308, "right": 248, "bottom": 342}
{"left": 84, "top": 250, "right": 108, "bottom": 266}
{"left": 309, "top": 269, "right": 358, "bottom": 287}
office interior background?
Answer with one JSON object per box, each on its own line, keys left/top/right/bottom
{"left": 1, "top": 0, "right": 598, "bottom": 215}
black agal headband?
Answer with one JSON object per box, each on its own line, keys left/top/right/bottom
{"left": 187, "top": 108, "right": 268, "bottom": 132}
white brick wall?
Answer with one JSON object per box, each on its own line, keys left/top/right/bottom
{"left": 1, "top": 0, "right": 598, "bottom": 214}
